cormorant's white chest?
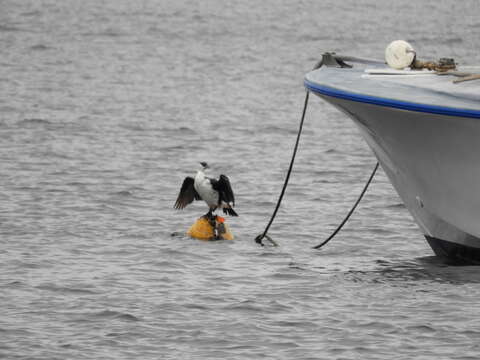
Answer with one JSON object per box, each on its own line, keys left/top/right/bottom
{"left": 194, "top": 171, "right": 218, "bottom": 207}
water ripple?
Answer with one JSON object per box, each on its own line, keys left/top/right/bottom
{"left": 2, "top": 1, "right": 479, "bottom": 360}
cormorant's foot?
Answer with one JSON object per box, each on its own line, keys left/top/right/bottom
{"left": 201, "top": 212, "right": 216, "bottom": 227}
{"left": 200, "top": 211, "right": 222, "bottom": 239}
{"left": 203, "top": 211, "right": 216, "bottom": 221}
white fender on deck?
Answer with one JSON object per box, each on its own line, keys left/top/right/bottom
{"left": 385, "top": 40, "right": 416, "bottom": 70}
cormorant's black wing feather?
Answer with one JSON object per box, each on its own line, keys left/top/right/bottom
{"left": 222, "top": 207, "right": 238, "bottom": 216}
{"left": 174, "top": 177, "right": 201, "bottom": 209}
{"left": 211, "top": 175, "right": 235, "bottom": 206}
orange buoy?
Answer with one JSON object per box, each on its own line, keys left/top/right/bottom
{"left": 187, "top": 216, "right": 234, "bottom": 241}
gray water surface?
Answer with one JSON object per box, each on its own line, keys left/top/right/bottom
{"left": 2, "top": 1, "right": 480, "bottom": 359}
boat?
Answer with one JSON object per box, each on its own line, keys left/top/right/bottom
{"left": 304, "top": 41, "right": 480, "bottom": 263}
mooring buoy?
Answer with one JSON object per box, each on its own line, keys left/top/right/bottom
{"left": 187, "top": 216, "right": 234, "bottom": 241}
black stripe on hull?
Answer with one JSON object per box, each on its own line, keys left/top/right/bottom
{"left": 425, "top": 236, "right": 480, "bottom": 265}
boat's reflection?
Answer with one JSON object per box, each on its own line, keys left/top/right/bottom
{"left": 343, "top": 257, "right": 480, "bottom": 285}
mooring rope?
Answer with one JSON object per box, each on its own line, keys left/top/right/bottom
{"left": 313, "top": 161, "right": 378, "bottom": 249}
{"left": 254, "top": 91, "right": 310, "bottom": 247}
{"left": 255, "top": 55, "right": 379, "bottom": 248}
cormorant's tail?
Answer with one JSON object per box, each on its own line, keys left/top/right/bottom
{"left": 223, "top": 207, "right": 238, "bottom": 216}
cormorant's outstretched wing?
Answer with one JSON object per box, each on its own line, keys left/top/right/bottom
{"left": 212, "top": 175, "right": 235, "bottom": 206}
{"left": 209, "top": 175, "right": 236, "bottom": 216}
{"left": 212, "top": 175, "right": 238, "bottom": 216}
{"left": 174, "top": 177, "right": 201, "bottom": 209}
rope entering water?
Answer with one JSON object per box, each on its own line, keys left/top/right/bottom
{"left": 255, "top": 54, "right": 380, "bottom": 248}
{"left": 254, "top": 91, "right": 310, "bottom": 246}
{"left": 313, "top": 162, "right": 378, "bottom": 249}
{"left": 254, "top": 91, "right": 379, "bottom": 248}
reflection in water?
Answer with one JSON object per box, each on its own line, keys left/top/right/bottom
{"left": 344, "top": 257, "right": 480, "bottom": 285}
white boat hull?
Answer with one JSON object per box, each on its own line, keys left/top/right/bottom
{"left": 314, "top": 93, "right": 480, "bottom": 262}
{"left": 305, "top": 54, "right": 480, "bottom": 262}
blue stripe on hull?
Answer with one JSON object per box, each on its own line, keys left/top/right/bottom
{"left": 304, "top": 79, "right": 480, "bottom": 119}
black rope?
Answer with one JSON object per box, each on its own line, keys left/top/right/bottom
{"left": 313, "top": 161, "right": 379, "bottom": 249}
{"left": 254, "top": 55, "right": 379, "bottom": 248}
{"left": 254, "top": 91, "right": 310, "bottom": 246}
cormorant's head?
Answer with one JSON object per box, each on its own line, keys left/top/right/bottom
{"left": 200, "top": 162, "right": 210, "bottom": 170}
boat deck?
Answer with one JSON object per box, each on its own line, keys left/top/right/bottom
{"left": 305, "top": 63, "right": 480, "bottom": 117}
